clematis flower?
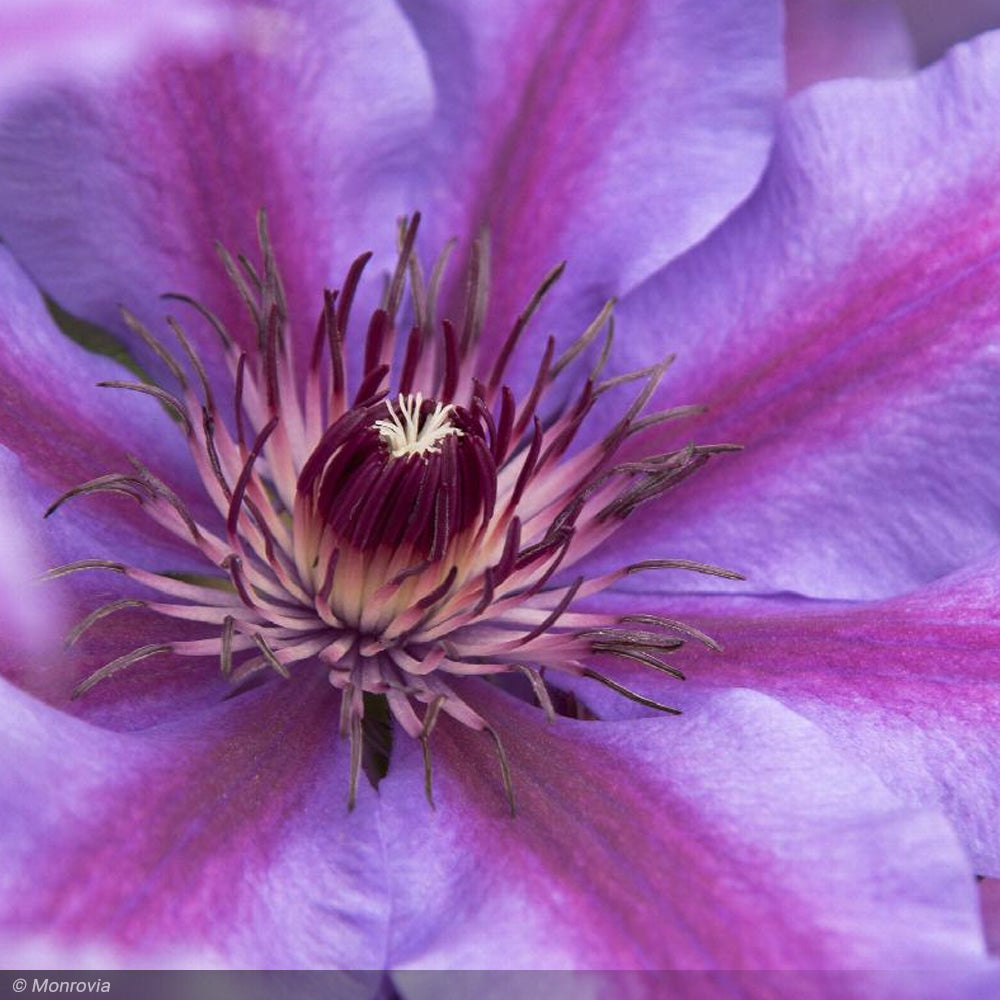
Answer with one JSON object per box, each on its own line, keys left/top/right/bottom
{"left": 0, "top": 1, "right": 998, "bottom": 992}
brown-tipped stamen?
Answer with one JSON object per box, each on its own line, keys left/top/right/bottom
{"left": 45, "top": 213, "right": 741, "bottom": 813}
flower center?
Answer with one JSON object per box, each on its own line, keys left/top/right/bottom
{"left": 44, "top": 211, "right": 741, "bottom": 814}
{"left": 298, "top": 392, "right": 494, "bottom": 567}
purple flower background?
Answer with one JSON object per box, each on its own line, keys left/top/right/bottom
{"left": 0, "top": 0, "right": 999, "bottom": 994}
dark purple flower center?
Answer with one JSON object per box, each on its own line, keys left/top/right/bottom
{"left": 299, "top": 394, "right": 495, "bottom": 561}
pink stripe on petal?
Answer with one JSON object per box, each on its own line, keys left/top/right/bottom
{"left": 582, "top": 548, "right": 1000, "bottom": 874}
{"left": 0, "top": 675, "right": 388, "bottom": 967}
{"left": 0, "top": 456, "right": 231, "bottom": 729}
{"left": 599, "top": 33, "right": 1000, "bottom": 601}
{"left": 0, "top": 1, "right": 433, "bottom": 386}
{"left": 399, "top": 0, "right": 783, "bottom": 380}
{"left": 376, "top": 683, "right": 990, "bottom": 975}
{"left": 0, "top": 250, "right": 191, "bottom": 490}
{"left": 43, "top": 598, "right": 232, "bottom": 731}
{"left": 0, "top": 250, "right": 207, "bottom": 577}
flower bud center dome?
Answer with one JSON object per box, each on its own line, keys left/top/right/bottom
{"left": 297, "top": 391, "right": 496, "bottom": 565}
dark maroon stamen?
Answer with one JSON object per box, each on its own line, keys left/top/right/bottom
{"left": 302, "top": 396, "right": 496, "bottom": 560}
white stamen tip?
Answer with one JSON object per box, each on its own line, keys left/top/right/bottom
{"left": 375, "top": 393, "right": 462, "bottom": 458}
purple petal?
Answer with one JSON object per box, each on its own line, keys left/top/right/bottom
{"left": 0, "top": 675, "right": 388, "bottom": 968}
{"left": 397, "top": 0, "right": 783, "bottom": 367}
{"left": 0, "top": 0, "right": 234, "bottom": 110}
{"left": 0, "top": 247, "right": 204, "bottom": 570}
{"left": 583, "top": 550, "right": 1000, "bottom": 875}
{"left": 0, "top": 449, "right": 66, "bottom": 664}
{"left": 2, "top": 575, "right": 233, "bottom": 731}
{"left": 0, "top": 444, "right": 227, "bottom": 721}
{"left": 376, "top": 683, "right": 989, "bottom": 977}
{"left": 786, "top": 0, "right": 914, "bottom": 92}
{"left": 0, "top": 2, "right": 433, "bottom": 380}
{"left": 597, "top": 32, "right": 1000, "bottom": 601}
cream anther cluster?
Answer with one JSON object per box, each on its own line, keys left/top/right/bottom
{"left": 374, "top": 392, "right": 464, "bottom": 458}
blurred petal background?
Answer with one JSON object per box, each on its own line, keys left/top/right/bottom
{"left": 787, "top": 0, "right": 1000, "bottom": 92}
{"left": 0, "top": 0, "right": 238, "bottom": 108}
{"left": 897, "top": 0, "right": 1000, "bottom": 63}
